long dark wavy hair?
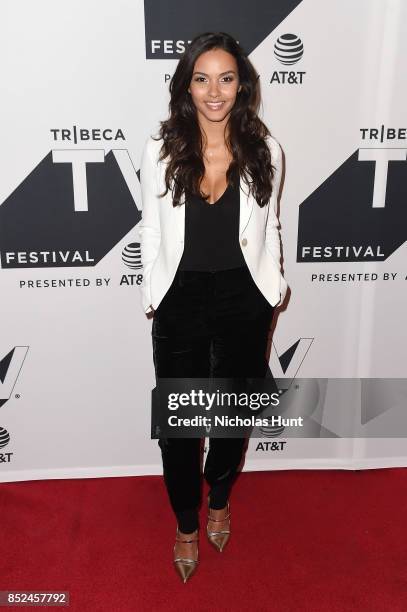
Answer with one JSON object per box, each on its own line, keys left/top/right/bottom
{"left": 153, "top": 31, "right": 277, "bottom": 208}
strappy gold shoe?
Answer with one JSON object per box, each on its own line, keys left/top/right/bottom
{"left": 173, "top": 527, "right": 199, "bottom": 583}
{"left": 207, "top": 496, "right": 231, "bottom": 552}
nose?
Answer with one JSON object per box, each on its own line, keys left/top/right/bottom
{"left": 208, "top": 80, "right": 221, "bottom": 98}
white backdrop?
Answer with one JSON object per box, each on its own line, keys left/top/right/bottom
{"left": 0, "top": 0, "right": 406, "bottom": 483}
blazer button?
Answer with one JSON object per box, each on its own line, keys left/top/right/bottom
{"left": 241, "top": 237, "right": 247, "bottom": 246}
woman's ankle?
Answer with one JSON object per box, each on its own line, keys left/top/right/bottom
{"left": 177, "top": 527, "right": 198, "bottom": 536}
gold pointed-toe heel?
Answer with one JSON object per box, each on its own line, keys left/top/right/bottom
{"left": 173, "top": 527, "right": 199, "bottom": 583}
{"left": 207, "top": 495, "right": 231, "bottom": 553}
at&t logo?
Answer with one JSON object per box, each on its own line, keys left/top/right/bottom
{"left": 270, "top": 33, "right": 306, "bottom": 85}
{"left": 0, "top": 427, "right": 13, "bottom": 464}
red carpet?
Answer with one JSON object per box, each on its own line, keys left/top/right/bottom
{"left": 1, "top": 468, "right": 406, "bottom": 611}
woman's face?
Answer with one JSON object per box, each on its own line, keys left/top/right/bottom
{"left": 188, "top": 48, "right": 241, "bottom": 124}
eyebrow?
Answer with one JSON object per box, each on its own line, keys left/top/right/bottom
{"left": 192, "top": 70, "right": 236, "bottom": 76}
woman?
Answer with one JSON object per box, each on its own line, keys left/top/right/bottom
{"left": 138, "top": 31, "right": 288, "bottom": 582}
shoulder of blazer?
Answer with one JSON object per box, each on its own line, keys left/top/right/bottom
{"left": 266, "top": 134, "right": 283, "bottom": 167}
{"left": 143, "top": 133, "right": 164, "bottom": 164}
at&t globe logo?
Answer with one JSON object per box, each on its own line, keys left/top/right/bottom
{"left": 121, "top": 242, "right": 142, "bottom": 270}
{"left": 274, "top": 33, "right": 304, "bottom": 65}
{"left": 0, "top": 427, "right": 10, "bottom": 449}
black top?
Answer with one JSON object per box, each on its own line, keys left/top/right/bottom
{"left": 178, "top": 166, "right": 247, "bottom": 271}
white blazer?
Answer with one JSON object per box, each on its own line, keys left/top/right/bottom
{"left": 138, "top": 134, "right": 289, "bottom": 315}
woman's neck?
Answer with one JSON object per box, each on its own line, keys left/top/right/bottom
{"left": 198, "top": 113, "right": 230, "bottom": 149}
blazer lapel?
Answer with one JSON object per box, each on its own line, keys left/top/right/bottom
{"left": 173, "top": 176, "right": 254, "bottom": 240}
{"left": 239, "top": 179, "right": 254, "bottom": 236}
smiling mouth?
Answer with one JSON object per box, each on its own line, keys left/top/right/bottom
{"left": 205, "top": 101, "right": 225, "bottom": 110}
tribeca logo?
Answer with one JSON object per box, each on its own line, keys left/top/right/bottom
{"left": 360, "top": 125, "right": 407, "bottom": 144}
{"left": 297, "top": 148, "right": 407, "bottom": 262}
{"left": 270, "top": 33, "right": 306, "bottom": 85}
{"left": 0, "top": 148, "right": 141, "bottom": 269}
{"left": 50, "top": 126, "right": 126, "bottom": 145}
{"left": 0, "top": 347, "right": 29, "bottom": 408}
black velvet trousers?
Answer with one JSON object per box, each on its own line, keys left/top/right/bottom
{"left": 151, "top": 264, "right": 274, "bottom": 533}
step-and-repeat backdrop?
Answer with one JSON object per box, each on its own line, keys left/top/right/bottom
{"left": 1, "top": 0, "right": 406, "bottom": 482}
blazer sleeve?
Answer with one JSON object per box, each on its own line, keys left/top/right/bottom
{"left": 264, "top": 137, "right": 288, "bottom": 306}
{"left": 138, "top": 136, "right": 161, "bottom": 314}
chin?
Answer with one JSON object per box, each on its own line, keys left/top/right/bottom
{"left": 199, "top": 106, "right": 233, "bottom": 123}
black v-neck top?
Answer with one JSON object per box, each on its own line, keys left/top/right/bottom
{"left": 178, "top": 166, "right": 247, "bottom": 271}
